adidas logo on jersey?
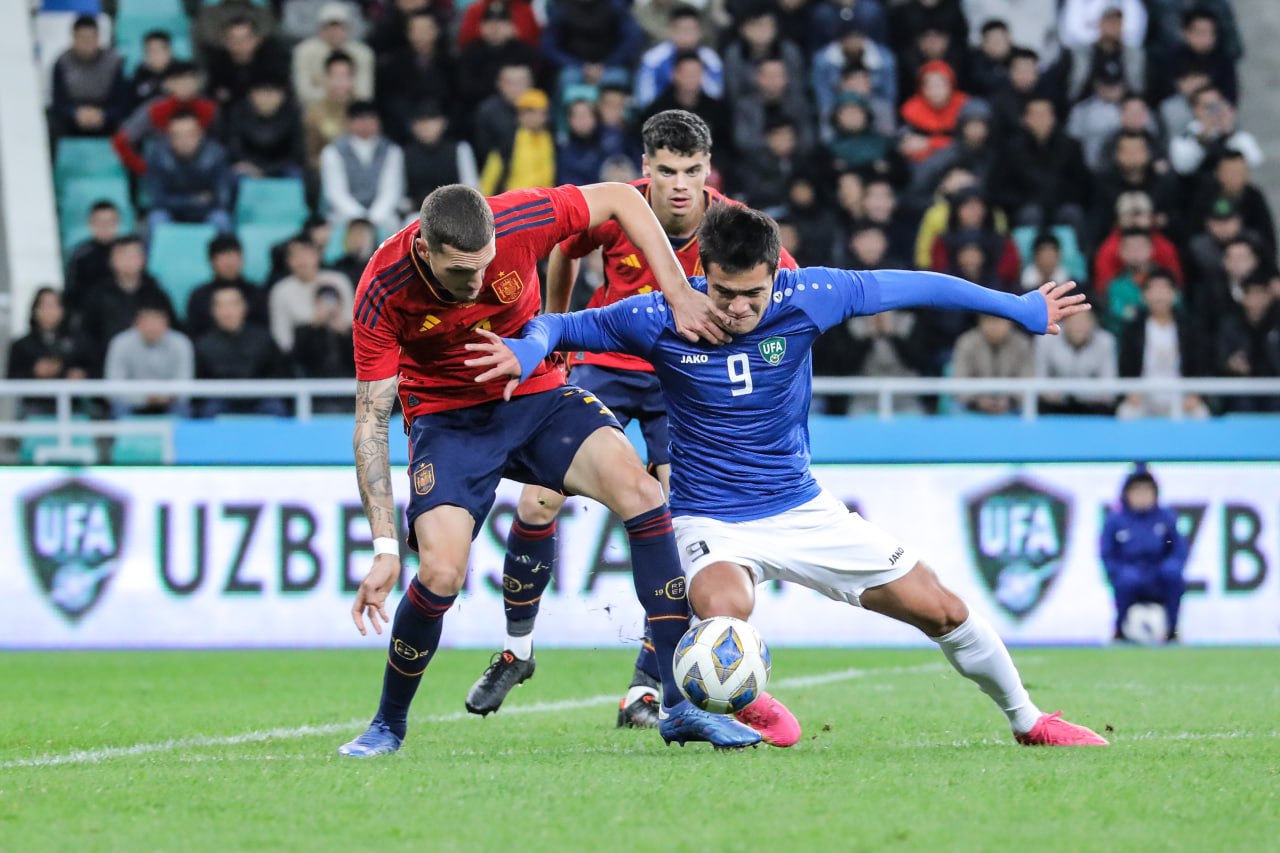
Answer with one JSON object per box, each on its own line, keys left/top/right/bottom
{"left": 680, "top": 354, "right": 708, "bottom": 364}
{"left": 420, "top": 314, "right": 441, "bottom": 332}
{"left": 620, "top": 254, "right": 643, "bottom": 269}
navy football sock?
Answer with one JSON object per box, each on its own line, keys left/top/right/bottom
{"left": 377, "top": 576, "right": 455, "bottom": 739}
{"left": 623, "top": 506, "right": 690, "bottom": 708}
{"left": 631, "top": 625, "right": 661, "bottom": 688}
{"left": 502, "top": 516, "right": 558, "bottom": 651}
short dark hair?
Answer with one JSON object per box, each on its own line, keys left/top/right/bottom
{"left": 143, "top": 29, "right": 172, "bottom": 45}
{"left": 166, "top": 108, "right": 201, "bottom": 127}
{"left": 1032, "top": 232, "right": 1061, "bottom": 253}
{"left": 112, "top": 234, "right": 144, "bottom": 252}
{"left": 210, "top": 281, "right": 246, "bottom": 302}
{"left": 642, "top": 109, "right": 712, "bottom": 157}
{"left": 698, "top": 204, "right": 781, "bottom": 276}
{"left": 135, "top": 294, "right": 171, "bottom": 317}
{"left": 980, "top": 19, "right": 1009, "bottom": 35}
{"left": 419, "top": 185, "right": 494, "bottom": 252}
{"left": 1009, "top": 46, "right": 1039, "bottom": 64}
{"left": 1115, "top": 129, "right": 1150, "bottom": 146}
{"left": 208, "top": 235, "right": 242, "bottom": 259}
{"left": 325, "top": 50, "right": 354, "bottom": 71}
{"left": 668, "top": 4, "right": 701, "bottom": 24}
{"left": 1218, "top": 148, "right": 1247, "bottom": 164}
{"left": 89, "top": 200, "right": 119, "bottom": 215}
{"left": 1183, "top": 8, "right": 1217, "bottom": 28}
{"left": 225, "top": 15, "right": 259, "bottom": 33}
{"left": 1192, "top": 85, "right": 1222, "bottom": 106}
{"left": 347, "top": 100, "right": 379, "bottom": 120}
{"left": 73, "top": 14, "right": 98, "bottom": 32}
{"left": 288, "top": 233, "right": 320, "bottom": 252}
{"left": 1144, "top": 267, "right": 1177, "bottom": 288}
{"left": 672, "top": 47, "right": 703, "bottom": 68}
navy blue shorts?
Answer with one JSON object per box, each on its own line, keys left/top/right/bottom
{"left": 405, "top": 385, "right": 621, "bottom": 546}
{"left": 571, "top": 364, "right": 669, "bottom": 466}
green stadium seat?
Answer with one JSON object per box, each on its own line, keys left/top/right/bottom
{"left": 19, "top": 417, "right": 97, "bottom": 465}
{"left": 58, "top": 176, "right": 134, "bottom": 248}
{"left": 117, "top": 0, "right": 186, "bottom": 20}
{"left": 149, "top": 222, "right": 217, "bottom": 320}
{"left": 54, "top": 138, "right": 125, "bottom": 182}
{"left": 110, "top": 422, "right": 171, "bottom": 464}
{"left": 237, "top": 222, "right": 299, "bottom": 284}
{"left": 235, "top": 177, "right": 309, "bottom": 227}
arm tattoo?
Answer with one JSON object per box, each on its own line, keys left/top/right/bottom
{"left": 353, "top": 377, "right": 398, "bottom": 541}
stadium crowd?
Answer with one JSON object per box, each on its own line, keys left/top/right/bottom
{"left": 10, "top": 0, "right": 1278, "bottom": 418}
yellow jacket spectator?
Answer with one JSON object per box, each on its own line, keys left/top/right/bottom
{"left": 480, "top": 88, "right": 555, "bottom": 195}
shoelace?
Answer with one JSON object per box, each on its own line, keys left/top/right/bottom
{"left": 735, "top": 697, "right": 772, "bottom": 727}
{"left": 486, "top": 651, "right": 517, "bottom": 673}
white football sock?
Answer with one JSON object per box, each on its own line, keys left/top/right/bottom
{"left": 503, "top": 632, "right": 533, "bottom": 661}
{"left": 932, "top": 612, "right": 1043, "bottom": 734}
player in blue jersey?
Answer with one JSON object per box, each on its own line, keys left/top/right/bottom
{"left": 466, "top": 204, "right": 1110, "bottom": 747}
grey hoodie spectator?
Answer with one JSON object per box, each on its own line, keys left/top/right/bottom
{"left": 733, "top": 57, "right": 814, "bottom": 156}
{"left": 1067, "top": 4, "right": 1145, "bottom": 101}
{"left": 145, "top": 112, "right": 234, "bottom": 233}
{"left": 104, "top": 300, "right": 194, "bottom": 418}
{"left": 1035, "top": 310, "right": 1117, "bottom": 415}
{"left": 967, "top": 0, "right": 1059, "bottom": 56}
{"left": 951, "top": 314, "right": 1036, "bottom": 415}
{"left": 1065, "top": 62, "right": 1125, "bottom": 170}
{"left": 51, "top": 15, "right": 128, "bottom": 136}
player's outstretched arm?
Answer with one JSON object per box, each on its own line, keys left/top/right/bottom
{"left": 351, "top": 376, "right": 400, "bottom": 636}
{"left": 578, "top": 182, "right": 731, "bottom": 344}
{"left": 870, "top": 272, "right": 1089, "bottom": 335}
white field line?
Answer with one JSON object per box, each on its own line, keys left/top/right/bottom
{"left": 0, "top": 661, "right": 950, "bottom": 770}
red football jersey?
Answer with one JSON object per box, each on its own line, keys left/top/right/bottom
{"left": 558, "top": 179, "right": 798, "bottom": 372}
{"left": 353, "top": 185, "right": 591, "bottom": 418}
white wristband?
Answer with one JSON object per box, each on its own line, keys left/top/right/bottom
{"left": 372, "top": 537, "right": 400, "bottom": 557}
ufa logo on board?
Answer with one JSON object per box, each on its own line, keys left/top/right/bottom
{"left": 965, "top": 477, "right": 1070, "bottom": 621}
{"left": 21, "top": 479, "right": 127, "bottom": 622}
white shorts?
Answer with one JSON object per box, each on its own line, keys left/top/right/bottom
{"left": 673, "top": 490, "right": 919, "bottom": 607}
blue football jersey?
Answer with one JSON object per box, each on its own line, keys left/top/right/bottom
{"left": 556, "top": 267, "right": 875, "bottom": 521}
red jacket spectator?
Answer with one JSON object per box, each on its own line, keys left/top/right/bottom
{"left": 112, "top": 95, "right": 218, "bottom": 174}
{"left": 1094, "top": 229, "right": 1184, "bottom": 298}
{"left": 900, "top": 60, "right": 967, "bottom": 163}
{"left": 458, "top": 0, "right": 540, "bottom": 49}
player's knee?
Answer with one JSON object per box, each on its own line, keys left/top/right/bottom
{"left": 417, "top": 561, "right": 468, "bottom": 596}
{"left": 516, "top": 489, "right": 562, "bottom": 526}
{"left": 921, "top": 590, "right": 970, "bottom": 637}
{"left": 689, "top": 566, "right": 753, "bottom": 620}
{"left": 611, "top": 468, "right": 666, "bottom": 519}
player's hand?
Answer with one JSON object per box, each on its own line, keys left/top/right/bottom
{"left": 464, "top": 328, "right": 521, "bottom": 401}
{"left": 1038, "top": 281, "right": 1090, "bottom": 335}
{"left": 352, "top": 554, "right": 399, "bottom": 636}
{"left": 667, "top": 287, "right": 732, "bottom": 345}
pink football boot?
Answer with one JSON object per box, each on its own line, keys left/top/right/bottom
{"left": 733, "top": 691, "right": 802, "bottom": 747}
{"left": 1015, "top": 711, "right": 1110, "bottom": 746}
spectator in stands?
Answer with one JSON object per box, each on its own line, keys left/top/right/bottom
{"left": 456, "top": 5, "right": 542, "bottom": 121}
{"left": 968, "top": 0, "right": 1058, "bottom": 55}
{"left": 1101, "top": 228, "right": 1165, "bottom": 333}
{"left": 738, "top": 117, "right": 801, "bottom": 216}
{"left": 104, "top": 298, "right": 194, "bottom": 418}
{"left": 331, "top": 218, "right": 379, "bottom": 285}
{"left": 914, "top": 166, "right": 999, "bottom": 268}
{"left": 81, "top": 236, "right": 176, "bottom": 361}
{"left": 370, "top": 0, "right": 452, "bottom": 55}
{"left": 724, "top": 5, "right": 806, "bottom": 108}
{"left": 1095, "top": 191, "right": 1184, "bottom": 292}
{"left": 294, "top": 3, "right": 375, "bottom": 107}
{"left": 830, "top": 61, "right": 896, "bottom": 136}
{"left": 186, "top": 236, "right": 268, "bottom": 341}
{"left": 930, "top": 188, "right": 1020, "bottom": 288}
{"left": 1191, "top": 150, "right": 1278, "bottom": 263}
{"left": 1217, "top": 276, "right": 1280, "bottom": 413}
{"left": 270, "top": 235, "right": 354, "bottom": 354}
{"left": 636, "top": 4, "right": 724, "bottom": 109}
{"left": 640, "top": 51, "right": 734, "bottom": 169}
{"left": 816, "top": 308, "right": 930, "bottom": 416}
{"left": 951, "top": 313, "right": 1035, "bottom": 415}
{"left": 733, "top": 57, "right": 815, "bottom": 157}
{"left": 1174, "top": 7, "right": 1237, "bottom": 104}
{"left": 557, "top": 98, "right": 626, "bottom": 187}
{"left": 280, "top": 0, "right": 371, "bottom": 44}
{"left": 996, "top": 96, "right": 1089, "bottom": 231}
{"left": 304, "top": 52, "right": 357, "bottom": 169}
{"left": 224, "top": 76, "right": 306, "bottom": 180}
{"left": 784, "top": 175, "right": 840, "bottom": 268}
{"left": 480, "top": 88, "right": 552, "bottom": 195}
{"left": 265, "top": 214, "right": 332, "bottom": 285}
{"left": 292, "top": 284, "right": 357, "bottom": 385}
{"left": 114, "top": 62, "right": 218, "bottom": 176}
{"left": 1065, "top": 61, "right": 1125, "bottom": 171}
{"left": 321, "top": 102, "right": 406, "bottom": 236}
{"left": 1169, "top": 87, "right": 1263, "bottom": 178}
{"left": 1160, "top": 63, "right": 1211, "bottom": 140}
{"left": 542, "top": 0, "right": 644, "bottom": 87}
{"left": 898, "top": 19, "right": 969, "bottom": 106}
{"left": 812, "top": 20, "right": 897, "bottom": 129}
{"left": 50, "top": 15, "right": 128, "bottom": 137}
{"left": 1203, "top": 236, "right": 1266, "bottom": 323}
{"left": 990, "top": 47, "right": 1042, "bottom": 139}
{"left": 1101, "top": 465, "right": 1189, "bottom": 644}
{"left": 1105, "top": 93, "right": 1164, "bottom": 161}
{"left": 7, "top": 289, "right": 93, "bottom": 416}
{"left": 1091, "top": 132, "right": 1180, "bottom": 243}
{"left": 899, "top": 61, "right": 966, "bottom": 167}
{"left": 858, "top": 178, "right": 916, "bottom": 266}
{"left": 144, "top": 111, "right": 234, "bottom": 234}
{"left": 1188, "top": 198, "right": 1260, "bottom": 307}
{"left": 888, "top": 0, "right": 969, "bottom": 60}
{"left": 129, "top": 30, "right": 174, "bottom": 109}
{"left": 1117, "top": 269, "right": 1209, "bottom": 419}
{"left": 404, "top": 103, "right": 479, "bottom": 203}
{"left": 1035, "top": 310, "right": 1117, "bottom": 415}
{"left": 1021, "top": 232, "right": 1070, "bottom": 293}
{"left": 909, "top": 100, "right": 995, "bottom": 206}
{"left": 1058, "top": 0, "right": 1147, "bottom": 50}
{"left": 966, "top": 19, "right": 1011, "bottom": 98}
{"left": 376, "top": 11, "right": 455, "bottom": 143}
{"left": 457, "top": 0, "right": 540, "bottom": 50}
{"left": 206, "top": 16, "right": 291, "bottom": 108}
{"left": 807, "top": 0, "right": 890, "bottom": 49}
{"left": 63, "top": 200, "right": 121, "bottom": 315}
{"left": 1067, "top": 4, "right": 1145, "bottom": 102}
{"left": 471, "top": 62, "right": 534, "bottom": 163}
{"left": 194, "top": 284, "right": 287, "bottom": 417}
{"left": 826, "top": 93, "right": 895, "bottom": 179}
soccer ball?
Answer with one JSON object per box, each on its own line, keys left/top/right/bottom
{"left": 673, "top": 616, "right": 771, "bottom": 714}
{"left": 1122, "top": 603, "right": 1169, "bottom": 645}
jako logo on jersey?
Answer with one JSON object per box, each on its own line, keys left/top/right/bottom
{"left": 420, "top": 314, "right": 441, "bottom": 332}
{"left": 620, "top": 254, "right": 643, "bottom": 269}
{"left": 22, "top": 478, "right": 127, "bottom": 623}
{"left": 759, "top": 336, "right": 787, "bottom": 366}
{"left": 964, "top": 477, "right": 1071, "bottom": 621}
{"left": 680, "top": 354, "right": 709, "bottom": 364}
{"left": 414, "top": 463, "right": 435, "bottom": 496}
{"left": 491, "top": 270, "right": 524, "bottom": 303}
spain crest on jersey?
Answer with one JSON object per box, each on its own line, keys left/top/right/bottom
{"left": 491, "top": 270, "right": 524, "bottom": 304}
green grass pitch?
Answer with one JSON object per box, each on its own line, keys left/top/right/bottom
{"left": 2, "top": 647, "right": 1277, "bottom": 851}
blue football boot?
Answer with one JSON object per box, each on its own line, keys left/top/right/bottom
{"left": 658, "top": 700, "right": 762, "bottom": 749}
{"left": 337, "top": 715, "right": 403, "bottom": 758}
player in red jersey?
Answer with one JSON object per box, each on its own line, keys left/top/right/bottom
{"left": 338, "top": 181, "right": 763, "bottom": 757}
{"left": 463, "top": 111, "right": 797, "bottom": 730}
